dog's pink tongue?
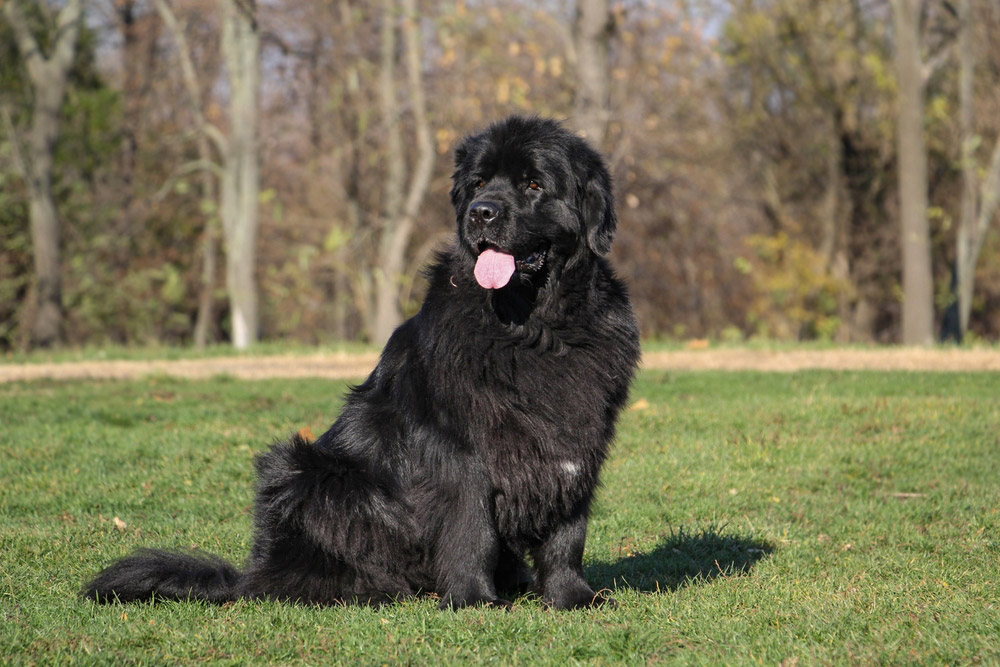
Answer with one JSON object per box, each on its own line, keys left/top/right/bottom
{"left": 474, "top": 249, "right": 516, "bottom": 289}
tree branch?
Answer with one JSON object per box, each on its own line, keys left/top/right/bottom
{"left": 2, "top": 0, "right": 44, "bottom": 81}
{"left": 51, "top": 0, "right": 82, "bottom": 75}
{"left": 153, "top": 159, "right": 226, "bottom": 201}
{"left": 920, "top": 42, "right": 952, "bottom": 84}
{"left": 0, "top": 104, "right": 32, "bottom": 189}
{"left": 153, "top": 0, "right": 229, "bottom": 158}
{"left": 976, "top": 135, "right": 1000, "bottom": 238}
{"left": 400, "top": 0, "right": 434, "bottom": 221}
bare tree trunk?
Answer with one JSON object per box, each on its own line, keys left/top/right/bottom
{"left": 154, "top": 0, "right": 224, "bottom": 348}
{"left": 372, "top": 0, "right": 435, "bottom": 346}
{"left": 892, "top": 0, "right": 934, "bottom": 345}
{"left": 956, "top": 0, "right": 1000, "bottom": 338}
{"left": 118, "top": 0, "right": 140, "bottom": 212}
{"left": 820, "top": 126, "right": 852, "bottom": 343}
{"left": 193, "top": 224, "right": 219, "bottom": 347}
{"left": 373, "top": 0, "right": 404, "bottom": 344}
{"left": 3, "top": 0, "right": 81, "bottom": 347}
{"left": 573, "top": 0, "right": 615, "bottom": 145}
{"left": 220, "top": 0, "right": 261, "bottom": 349}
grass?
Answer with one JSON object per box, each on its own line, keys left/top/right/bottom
{"left": 0, "top": 340, "right": 380, "bottom": 365}
{"left": 1, "top": 369, "right": 998, "bottom": 664}
{"left": 6, "top": 338, "right": 998, "bottom": 366}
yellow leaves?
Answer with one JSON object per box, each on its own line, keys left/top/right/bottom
{"left": 435, "top": 128, "right": 456, "bottom": 155}
{"left": 495, "top": 76, "right": 529, "bottom": 106}
{"left": 628, "top": 398, "right": 650, "bottom": 412}
{"left": 864, "top": 52, "right": 894, "bottom": 92}
{"left": 927, "top": 94, "right": 951, "bottom": 124}
{"left": 323, "top": 224, "right": 350, "bottom": 253}
{"left": 496, "top": 78, "right": 510, "bottom": 105}
{"left": 436, "top": 47, "right": 456, "bottom": 69}
{"left": 660, "top": 35, "right": 683, "bottom": 66}
{"left": 741, "top": 232, "right": 854, "bottom": 340}
{"left": 113, "top": 516, "right": 127, "bottom": 531}
{"left": 548, "top": 57, "right": 563, "bottom": 78}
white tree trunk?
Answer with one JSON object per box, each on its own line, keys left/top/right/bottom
{"left": 956, "top": 0, "right": 1000, "bottom": 338}
{"left": 220, "top": 0, "right": 261, "bottom": 349}
{"left": 3, "top": 0, "right": 81, "bottom": 347}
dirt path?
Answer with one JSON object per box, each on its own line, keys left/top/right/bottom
{"left": 1, "top": 347, "right": 998, "bottom": 383}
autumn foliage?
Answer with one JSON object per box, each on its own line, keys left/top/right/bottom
{"left": 2, "top": 0, "right": 1000, "bottom": 348}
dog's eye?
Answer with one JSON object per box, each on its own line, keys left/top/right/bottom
{"left": 528, "top": 180, "right": 541, "bottom": 191}
{"left": 475, "top": 179, "right": 486, "bottom": 189}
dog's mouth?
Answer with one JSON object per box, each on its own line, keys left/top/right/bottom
{"left": 473, "top": 243, "right": 548, "bottom": 290}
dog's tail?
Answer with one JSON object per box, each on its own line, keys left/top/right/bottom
{"left": 82, "top": 548, "right": 242, "bottom": 604}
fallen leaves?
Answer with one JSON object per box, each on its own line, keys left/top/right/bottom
{"left": 628, "top": 398, "right": 650, "bottom": 412}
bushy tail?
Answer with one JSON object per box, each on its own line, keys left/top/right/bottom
{"left": 82, "top": 548, "right": 242, "bottom": 604}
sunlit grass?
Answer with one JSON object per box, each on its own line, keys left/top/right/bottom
{"left": 0, "top": 340, "right": 380, "bottom": 365}
{"left": 2, "top": 370, "right": 998, "bottom": 663}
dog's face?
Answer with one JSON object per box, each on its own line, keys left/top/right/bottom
{"left": 450, "top": 117, "right": 617, "bottom": 290}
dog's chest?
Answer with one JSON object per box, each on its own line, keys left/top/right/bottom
{"left": 476, "top": 348, "right": 609, "bottom": 541}
{"left": 488, "top": 444, "right": 598, "bottom": 544}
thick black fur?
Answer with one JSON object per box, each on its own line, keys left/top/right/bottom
{"left": 83, "top": 116, "right": 640, "bottom": 610}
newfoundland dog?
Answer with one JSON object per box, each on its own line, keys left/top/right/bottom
{"left": 84, "top": 116, "right": 640, "bottom": 610}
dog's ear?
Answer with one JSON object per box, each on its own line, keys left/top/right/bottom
{"left": 453, "top": 142, "right": 468, "bottom": 167}
{"left": 582, "top": 166, "right": 617, "bottom": 256}
{"left": 450, "top": 143, "right": 471, "bottom": 212}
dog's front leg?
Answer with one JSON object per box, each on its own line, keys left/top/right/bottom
{"left": 532, "top": 512, "right": 614, "bottom": 609}
{"left": 434, "top": 487, "right": 510, "bottom": 610}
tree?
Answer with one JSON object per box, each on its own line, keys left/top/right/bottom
{"left": 891, "top": 0, "right": 956, "bottom": 344}
{"left": 572, "top": 0, "right": 616, "bottom": 145}
{"left": 371, "top": 0, "right": 434, "bottom": 345}
{"left": 955, "top": 0, "right": 1000, "bottom": 339}
{"left": 718, "top": 0, "right": 898, "bottom": 341}
{"left": 153, "top": 0, "right": 222, "bottom": 348}
{"left": 155, "top": 0, "right": 260, "bottom": 350}
{"left": 219, "top": 0, "right": 261, "bottom": 349}
{"left": 891, "top": 0, "right": 935, "bottom": 344}
{"left": 2, "top": 0, "right": 82, "bottom": 346}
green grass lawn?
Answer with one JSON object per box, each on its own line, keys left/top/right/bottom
{"left": 2, "top": 370, "right": 998, "bottom": 664}
{"left": 0, "top": 340, "right": 380, "bottom": 365}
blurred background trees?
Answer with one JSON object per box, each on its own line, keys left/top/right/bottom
{"left": 1, "top": 0, "right": 999, "bottom": 349}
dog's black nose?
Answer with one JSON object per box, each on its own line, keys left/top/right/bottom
{"left": 468, "top": 201, "right": 500, "bottom": 224}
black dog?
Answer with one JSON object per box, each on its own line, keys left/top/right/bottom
{"left": 84, "top": 116, "right": 640, "bottom": 610}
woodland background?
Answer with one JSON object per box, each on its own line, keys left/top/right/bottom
{"left": 1, "top": 0, "right": 999, "bottom": 351}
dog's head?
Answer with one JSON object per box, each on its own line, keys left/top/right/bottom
{"left": 450, "top": 116, "right": 616, "bottom": 291}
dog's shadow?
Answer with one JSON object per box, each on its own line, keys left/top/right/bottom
{"left": 586, "top": 526, "right": 774, "bottom": 594}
